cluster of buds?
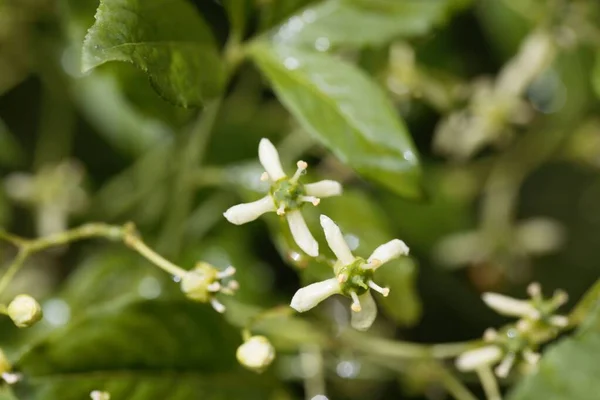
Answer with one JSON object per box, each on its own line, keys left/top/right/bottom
{"left": 236, "top": 335, "right": 276, "bottom": 373}
{"left": 180, "top": 263, "right": 238, "bottom": 313}
{"left": 4, "top": 160, "right": 88, "bottom": 236}
{"left": 434, "top": 31, "right": 555, "bottom": 160}
{"left": 224, "top": 138, "right": 342, "bottom": 257}
{"left": 456, "top": 283, "right": 569, "bottom": 377}
{"left": 2, "top": 294, "right": 43, "bottom": 328}
{"left": 291, "top": 215, "right": 409, "bottom": 331}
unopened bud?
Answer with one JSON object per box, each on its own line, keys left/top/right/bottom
{"left": 0, "top": 349, "right": 10, "bottom": 375}
{"left": 7, "top": 294, "right": 42, "bottom": 328}
{"left": 180, "top": 263, "right": 219, "bottom": 303}
{"left": 236, "top": 336, "right": 275, "bottom": 373}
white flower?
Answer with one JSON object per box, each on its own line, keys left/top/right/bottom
{"left": 7, "top": 294, "right": 43, "bottom": 328}
{"left": 223, "top": 138, "right": 342, "bottom": 257}
{"left": 180, "top": 263, "right": 238, "bottom": 313}
{"left": 290, "top": 215, "right": 409, "bottom": 331}
{"left": 455, "top": 327, "right": 541, "bottom": 378}
{"left": 482, "top": 282, "right": 569, "bottom": 328}
{"left": 236, "top": 335, "right": 276, "bottom": 373}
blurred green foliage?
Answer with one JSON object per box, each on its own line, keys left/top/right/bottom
{"left": 0, "top": 0, "right": 600, "bottom": 399}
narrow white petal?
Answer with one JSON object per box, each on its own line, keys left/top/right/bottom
{"left": 223, "top": 196, "right": 275, "bottom": 225}
{"left": 258, "top": 138, "right": 286, "bottom": 181}
{"left": 287, "top": 210, "right": 319, "bottom": 256}
{"left": 290, "top": 278, "right": 341, "bottom": 312}
{"left": 351, "top": 291, "right": 377, "bottom": 331}
{"left": 482, "top": 293, "right": 539, "bottom": 318}
{"left": 304, "top": 180, "right": 343, "bottom": 198}
{"left": 516, "top": 218, "right": 564, "bottom": 255}
{"left": 455, "top": 345, "right": 503, "bottom": 372}
{"left": 368, "top": 239, "right": 409, "bottom": 266}
{"left": 320, "top": 214, "right": 354, "bottom": 265}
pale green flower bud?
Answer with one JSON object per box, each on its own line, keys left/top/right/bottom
{"left": 180, "top": 263, "right": 238, "bottom": 313}
{"left": 236, "top": 336, "right": 275, "bottom": 373}
{"left": 7, "top": 294, "right": 43, "bottom": 328}
{"left": 90, "top": 391, "right": 110, "bottom": 400}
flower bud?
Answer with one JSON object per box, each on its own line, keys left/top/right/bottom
{"left": 90, "top": 391, "right": 110, "bottom": 400}
{"left": 236, "top": 336, "right": 275, "bottom": 373}
{"left": 7, "top": 294, "right": 43, "bottom": 328}
{"left": 0, "top": 349, "right": 10, "bottom": 375}
{"left": 180, "top": 263, "right": 219, "bottom": 303}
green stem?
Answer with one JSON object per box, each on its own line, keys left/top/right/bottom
{"left": 342, "top": 330, "right": 481, "bottom": 359}
{"left": 0, "top": 249, "right": 30, "bottom": 297}
{"left": 476, "top": 366, "right": 502, "bottom": 400}
{"left": 158, "top": 98, "right": 223, "bottom": 256}
{"left": 0, "top": 223, "right": 187, "bottom": 298}
{"left": 437, "top": 366, "right": 479, "bottom": 400}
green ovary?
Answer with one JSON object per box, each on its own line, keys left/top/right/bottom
{"left": 270, "top": 179, "right": 305, "bottom": 212}
{"left": 336, "top": 258, "right": 374, "bottom": 297}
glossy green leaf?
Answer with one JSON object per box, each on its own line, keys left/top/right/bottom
{"left": 269, "top": 0, "right": 449, "bottom": 49}
{"left": 249, "top": 42, "right": 423, "bottom": 199}
{"left": 508, "top": 304, "right": 600, "bottom": 400}
{"left": 15, "top": 300, "right": 280, "bottom": 400}
{"left": 82, "top": 0, "right": 225, "bottom": 107}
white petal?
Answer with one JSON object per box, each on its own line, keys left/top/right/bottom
{"left": 290, "top": 278, "right": 341, "bottom": 312}
{"left": 320, "top": 214, "right": 354, "bottom": 265}
{"left": 368, "top": 239, "right": 409, "bottom": 265}
{"left": 455, "top": 345, "right": 503, "bottom": 371}
{"left": 482, "top": 293, "right": 539, "bottom": 318}
{"left": 351, "top": 291, "right": 377, "bottom": 331}
{"left": 258, "top": 138, "right": 286, "bottom": 181}
{"left": 223, "top": 196, "right": 275, "bottom": 225}
{"left": 287, "top": 210, "right": 319, "bottom": 256}
{"left": 304, "top": 180, "right": 343, "bottom": 198}
{"left": 516, "top": 218, "right": 564, "bottom": 255}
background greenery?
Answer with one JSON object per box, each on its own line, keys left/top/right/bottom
{"left": 0, "top": 0, "right": 600, "bottom": 399}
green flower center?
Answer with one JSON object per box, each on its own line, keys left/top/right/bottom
{"left": 269, "top": 179, "right": 305, "bottom": 212}
{"left": 335, "top": 257, "right": 374, "bottom": 296}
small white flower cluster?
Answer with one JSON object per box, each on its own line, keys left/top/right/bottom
{"left": 291, "top": 215, "right": 409, "bottom": 331}
{"left": 180, "top": 263, "right": 238, "bottom": 313}
{"left": 456, "top": 282, "right": 569, "bottom": 377}
{"left": 224, "top": 138, "right": 342, "bottom": 256}
{"left": 224, "top": 138, "right": 410, "bottom": 331}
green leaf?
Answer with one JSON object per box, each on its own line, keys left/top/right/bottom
{"left": 249, "top": 42, "right": 423, "bottom": 199}
{"left": 15, "top": 300, "right": 281, "bottom": 400}
{"left": 508, "top": 304, "right": 600, "bottom": 400}
{"left": 269, "top": 0, "right": 449, "bottom": 49}
{"left": 82, "top": 0, "right": 225, "bottom": 107}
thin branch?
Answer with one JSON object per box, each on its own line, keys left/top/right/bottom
{"left": 0, "top": 223, "right": 188, "bottom": 298}
{"left": 476, "top": 366, "right": 502, "bottom": 400}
